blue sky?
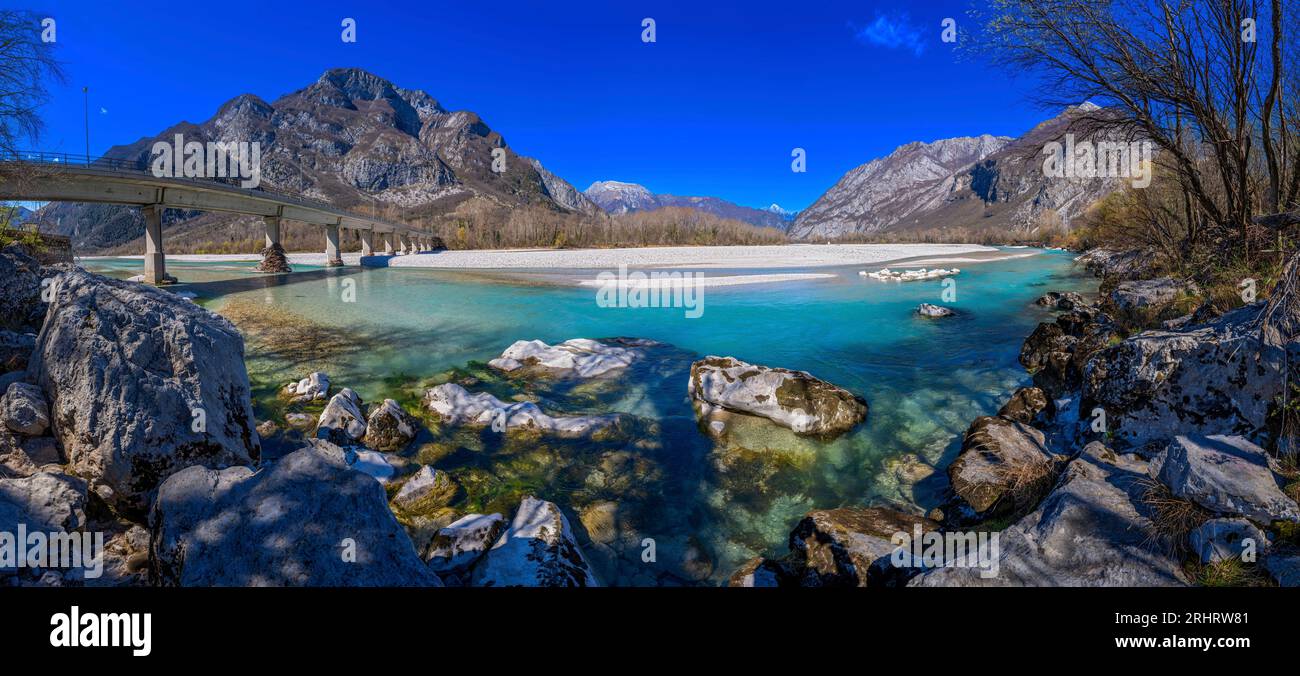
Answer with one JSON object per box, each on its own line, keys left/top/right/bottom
{"left": 10, "top": 0, "right": 1053, "bottom": 211}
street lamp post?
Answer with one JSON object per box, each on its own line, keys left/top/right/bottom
{"left": 82, "top": 86, "right": 90, "bottom": 162}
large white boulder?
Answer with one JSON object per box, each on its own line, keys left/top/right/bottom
{"left": 470, "top": 496, "right": 598, "bottom": 587}
{"left": 316, "top": 388, "right": 367, "bottom": 445}
{"left": 283, "top": 372, "right": 329, "bottom": 403}
{"left": 688, "top": 356, "right": 867, "bottom": 437}
{"left": 30, "top": 270, "right": 260, "bottom": 517}
{"left": 424, "top": 383, "right": 620, "bottom": 438}
{"left": 487, "top": 338, "right": 655, "bottom": 377}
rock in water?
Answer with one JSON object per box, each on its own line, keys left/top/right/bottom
{"left": 788, "top": 507, "right": 940, "bottom": 587}
{"left": 688, "top": 356, "right": 868, "bottom": 438}
{"left": 997, "top": 387, "right": 1054, "bottom": 425}
{"left": 948, "top": 415, "right": 1059, "bottom": 521}
{"left": 424, "top": 383, "right": 620, "bottom": 438}
{"left": 487, "top": 337, "right": 655, "bottom": 377}
{"left": 426, "top": 513, "right": 506, "bottom": 575}
{"left": 470, "top": 495, "right": 598, "bottom": 587}
{"left": 912, "top": 443, "right": 1188, "bottom": 586}
{"left": 727, "top": 557, "right": 791, "bottom": 587}
{"left": 283, "top": 372, "right": 329, "bottom": 403}
{"left": 30, "top": 270, "right": 259, "bottom": 517}
{"left": 255, "top": 243, "right": 292, "bottom": 273}
{"left": 150, "top": 439, "right": 440, "bottom": 586}
{"left": 392, "top": 465, "right": 455, "bottom": 509}
{"left": 362, "top": 398, "right": 419, "bottom": 451}
{"left": 916, "top": 303, "right": 955, "bottom": 318}
{"left": 0, "top": 244, "right": 46, "bottom": 332}
{"left": 316, "top": 388, "right": 367, "bottom": 444}
{"left": 1148, "top": 435, "right": 1300, "bottom": 526}
{"left": 1035, "top": 291, "right": 1087, "bottom": 311}
{"left": 2, "top": 382, "right": 49, "bottom": 436}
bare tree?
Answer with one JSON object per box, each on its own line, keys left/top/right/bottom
{"left": 975, "top": 0, "right": 1298, "bottom": 265}
{"left": 0, "top": 9, "right": 63, "bottom": 158}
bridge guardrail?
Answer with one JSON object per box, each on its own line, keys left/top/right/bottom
{"left": 0, "top": 150, "right": 420, "bottom": 233}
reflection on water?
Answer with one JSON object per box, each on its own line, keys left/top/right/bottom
{"left": 84, "top": 250, "right": 1096, "bottom": 585}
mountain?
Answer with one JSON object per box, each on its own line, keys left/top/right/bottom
{"left": 584, "top": 180, "right": 789, "bottom": 229}
{"left": 765, "top": 204, "right": 798, "bottom": 220}
{"left": 2, "top": 205, "right": 33, "bottom": 225}
{"left": 40, "top": 68, "right": 598, "bottom": 252}
{"left": 788, "top": 104, "right": 1127, "bottom": 240}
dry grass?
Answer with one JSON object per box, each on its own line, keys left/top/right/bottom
{"left": 989, "top": 457, "right": 1057, "bottom": 516}
{"left": 1186, "top": 558, "right": 1275, "bottom": 588}
{"left": 1137, "top": 476, "right": 1213, "bottom": 556}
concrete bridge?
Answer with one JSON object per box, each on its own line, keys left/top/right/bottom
{"left": 0, "top": 151, "right": 439, "bottom": 284}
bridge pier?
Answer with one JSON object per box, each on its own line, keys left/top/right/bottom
{"left": 142, "top": 205, "right": 175, "bottom": 285}
{"left": 325, "top": 224, "right": 343, "bottom": 267}
{"left": 360, "top": 229, "right": 374, "bottom": 256}
{"left": 382, "top": 232, "right": 395, "bottom": 255}
{"left": 256, "top": 216, "right": 291, "bottom": 273}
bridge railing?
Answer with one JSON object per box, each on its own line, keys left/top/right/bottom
{"left": 1, "top": 150, "right": 422, "bottom": 233}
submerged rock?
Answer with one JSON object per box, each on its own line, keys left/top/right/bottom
{"left": 150, "top": 439, "right": 440, "bottom": 587}
{"left": 424, "top": 383, "right": 620, "bottom": 438}
{"left": 283, "top": 371, "right": 329, "bottom": 403}
{"left": 30, "top": 269, "right": 259, "bottom": 517}
{"left": 392, "top": 465, "right": 456, "bottom": 509}
{"left": 362, "top": 398, "right": 419, "bottom": 451}
{"left": 688, "top": 356, "right": 867, "bottom": 438}
{"left": 487, "top": 337, "right": 655, "bottom": 377}
{"left": 316, "top": 388, "right": 367, "bottom": 445}
{"left": 1148, "top": 435, "right": 1299, "bottom": 526}
{"left": 1188, "top": 518, "right": 1267, "bottom": 565}
{"left": 426, "top": 512, "right": 506, "bottom": 576}
{"left": 470, "top": 495, "right": 598, "bottom": 587}
{"left": 948, "top": 415, "right": 1059, "bottom": 521}
{"left": 913, "top": 443, "right": 1188, "bottom": 586}
{"left": 2, "top": 382, "right": 49, "bottom": 436}
{"left": 916, "top": 303, "right": 955, "bottom": 318}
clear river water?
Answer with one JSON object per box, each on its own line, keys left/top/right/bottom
{"left": 84, "top": 248, "right": 1096, "bottom": 585}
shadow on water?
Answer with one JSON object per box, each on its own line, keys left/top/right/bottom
{"left": 179, "top": 266, "right": 366, "bottom": 297}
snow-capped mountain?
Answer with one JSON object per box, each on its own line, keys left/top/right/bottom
{"left": 584, "top": 181, "right": 789, "bottom": 229}
{"left": 765, "top": 204, "right": 798, "bottom": 220}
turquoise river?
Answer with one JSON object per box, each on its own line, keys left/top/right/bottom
{"left": 84, "top": 248, "right": 1096, "bottom": 586}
